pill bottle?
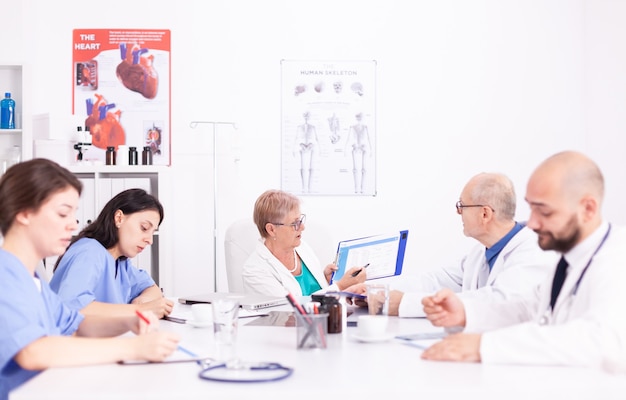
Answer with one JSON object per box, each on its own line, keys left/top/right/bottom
{"left": 141, "top": 146, "right": 153, "bottom": 165}
{"left": 128, "top": 146, "right": 138, "bottom": 165}
{"left": 312, "top": 294, "right": 342, "bottom": 334}
{"left": 105, "top": 146, "right": 116, "bottom": 165}
{"left": 326, "top": 296, "right": 342, "bottom": 334}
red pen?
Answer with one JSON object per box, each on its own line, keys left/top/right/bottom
{"left": 135, "top": 309, "right": 151, "bottom": 325}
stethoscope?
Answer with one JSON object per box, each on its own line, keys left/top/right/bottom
{"left": 198, "top": 361, "right": 294, "bottom": 383}
{"left": 539, "top": 224, "right": 611, "bottom": 326}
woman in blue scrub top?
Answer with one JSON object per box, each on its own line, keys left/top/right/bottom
{"left": 51, "top": 188, "right": 174, "bottom": 318}
{"left": 0, "top": 159, "right": 180, "bottom": 400}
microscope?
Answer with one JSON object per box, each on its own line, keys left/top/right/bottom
{"left": 73, "top": 126, "right": 92, "bottom": 162}
{"left": 73, "top": 142, "right": 92, "bottom": 161}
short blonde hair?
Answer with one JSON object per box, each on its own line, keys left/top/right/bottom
{"left": 253, "top": 189, "right": 300, "bottom": 238}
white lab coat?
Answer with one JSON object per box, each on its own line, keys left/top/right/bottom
{"left": 242, "top": 239, "right": 340, "bottom": 297}
{"left": 463, "top": 222, "right": 626, "bottom": 368}
{"left": 398, "top": 226, "right": 557, "bottom": 317}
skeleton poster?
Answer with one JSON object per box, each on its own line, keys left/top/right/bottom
{"left": 281, "top": 60, "right": 377, "bottom": 196}
{"left": 72, "top": 29, "right": 171, "bottom": 165}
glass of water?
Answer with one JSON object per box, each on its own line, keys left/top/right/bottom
{"left": 212, "top": 299, "right": 240, "bottom": 368}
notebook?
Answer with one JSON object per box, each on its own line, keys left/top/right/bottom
{"left": 178, "top": 292, "right": 289, "bottom": 310}
{"left": 330, "top": 229, "right": 409, "bottom": 283}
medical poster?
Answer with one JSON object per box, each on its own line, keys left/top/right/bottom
{"left": 281, "top": 60, "right": 377, "bottom": 196}
{"left": 72, "top": 29, "right": 171, "bottom": 165}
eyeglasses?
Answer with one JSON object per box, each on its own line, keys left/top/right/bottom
{"left": 455, "top": 201, "right": 494, "bottom": 214}
{"left": 271, "top": 214, "right": 306, "bottom": 231}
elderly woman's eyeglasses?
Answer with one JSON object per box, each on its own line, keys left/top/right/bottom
{"left": 271, "top": 214, "right": 306, "bottom": 231}
{"left": 455, "top": 201, "right": 494, "bottom": 214}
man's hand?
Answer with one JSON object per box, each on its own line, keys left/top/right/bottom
{"left": 387, "top": 290, "right": 404, "bottom": 316}
{"left": 421, "top": 333, "right": 482, "bottom": 363}
{"left": 422, "top": 288, "right": 466, "bottom": 328}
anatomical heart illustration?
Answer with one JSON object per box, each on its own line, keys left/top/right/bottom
{"left": 85, "top": 94, "right": 126, "bottom": 150}
{"left": 72, "top": 29, "right": 170, "bottom": 164}
{"left": 116, "top": 43, "right": 159, "bottom": 99}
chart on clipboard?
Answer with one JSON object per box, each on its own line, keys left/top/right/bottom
{"left": 331, "top": 230, "right": 409, "bottom": 283}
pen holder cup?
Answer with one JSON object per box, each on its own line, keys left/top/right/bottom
{"left": 295, "top": 313, "right": 328, "bottom": 350}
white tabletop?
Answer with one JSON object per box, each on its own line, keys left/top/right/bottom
{"left": 10, "top": 302, "right": 626, "bottom": 400}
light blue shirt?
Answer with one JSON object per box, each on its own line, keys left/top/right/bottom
{"left": 50, "top": 237, "right": 155, "bottom": 310}
{"left": 0, "top": 249, "right": 83, "bottom": 400}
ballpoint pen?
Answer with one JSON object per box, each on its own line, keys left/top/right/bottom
{"left": 136, "top": 310, "right": 204, "bottom": 365}
{"left": 135, "top": 309, "right": 151, "bottom": 324}
{"left": 286, "top": 293, "right": 327, "bottom": 348}
{"left": 351, "top": 263, "right": 370, "bottom": 277}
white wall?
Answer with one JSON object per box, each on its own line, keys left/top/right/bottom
{"left": 3, "top": 0, "right": 624, "bottom": 295}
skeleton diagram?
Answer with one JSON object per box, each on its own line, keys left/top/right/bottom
{"left": 328, "top": 113, "right": 340, "bottom": 144}
{"left": 294, "top": 111, "right": 319, "bottom": 193}
{"left": 345, "top": 112, "right": 372, "bottom": 194}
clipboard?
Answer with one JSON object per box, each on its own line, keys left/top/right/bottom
{"left": 330, "top": 229, "right": 409, "bottom": 283}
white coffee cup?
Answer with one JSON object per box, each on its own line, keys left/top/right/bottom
{"left": 191, "top": 303, "right": 212, "bottom": 323}
{"left": 357, "top": 315, "right": 388, "bottom": 338}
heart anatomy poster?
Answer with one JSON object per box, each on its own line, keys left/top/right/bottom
{"left": 72, "top": 29, "right": 171, "bottom": 165}
{"left": 281, "top": 60, "right": 377, "bottom": 196}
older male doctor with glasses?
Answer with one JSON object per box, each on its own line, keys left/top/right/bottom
{"left": 362, "top": 172, "right": 558, "bottom": 317}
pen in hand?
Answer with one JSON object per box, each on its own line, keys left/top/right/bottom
{"left": 136, "top": 310, "right": 199, "bottom": 364}
{"left": 351, "top": 263, "right": 370, "bottom": 277}
{"left": 136, "top": 309, "right": 152, "bottom": 325}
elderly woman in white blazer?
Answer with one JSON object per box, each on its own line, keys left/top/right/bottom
{"left": 242, "top": 189, "right": 365, "bottom": 297}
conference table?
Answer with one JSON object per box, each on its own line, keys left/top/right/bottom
{"left": 10, "top": 300, "right": 626, "bottom": 400}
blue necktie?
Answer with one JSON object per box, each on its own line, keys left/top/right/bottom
{"left": 550, "top": 256, "right": 568, "bottom": 311}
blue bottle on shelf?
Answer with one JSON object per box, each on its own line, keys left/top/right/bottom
{"left": 0, "top": 92, "right": 16, "bottom": 129}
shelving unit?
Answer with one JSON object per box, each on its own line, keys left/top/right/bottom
{"left": 66, "top": 164, "right": 172, "bottom": 289}
{"left": 0, "top": 65, "right": 30, "bottom": 168}
{"left": 1, "top": 64, "right": 174, "bottom": 293}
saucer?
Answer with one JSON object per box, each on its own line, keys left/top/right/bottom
{"left": 351, "top": 333, "right": 395, "bottom": 343}
{"left": 187, "top": 319, "right": 212, "bottom": 328}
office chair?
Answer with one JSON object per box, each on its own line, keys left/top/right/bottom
{"left": 224, "top": 219, "right": 260, "bottom": 293}
{"left": 223, "top": 218, "right": 335, "bottom": 293}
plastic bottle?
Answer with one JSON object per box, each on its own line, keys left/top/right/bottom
{"left": 117, "top": 145, "right": 129, "bottom": 166}
{"left": 106, "top": 146, "right": 116, "bottom": 165}
{"left": 128, "top": 146, "right": 138, "bottom": 165}
{"left": 141, "top": 146, "right": 153, "bottom": 165}
{"left": 0, "top": 92, "right": 16, "bottom": 129}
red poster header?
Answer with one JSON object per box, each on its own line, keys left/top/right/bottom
{"left": 73, "top": 29, "right": 171, "bottom": 60}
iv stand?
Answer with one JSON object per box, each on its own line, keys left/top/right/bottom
{"left": 189, "top": 120, "right": 237, "bottom": 292}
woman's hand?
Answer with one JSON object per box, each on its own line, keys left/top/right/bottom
{"left": 336, "top": 266, "right": 367, "bottom": 290}
{"left": 323, "top": 263, "right": 338, "bottom": 284}
{"left": 137, "top": 297, "right": 174, "bottom": 319}
{"left": 131, "top": 331, "right": 181, "bottom": 362}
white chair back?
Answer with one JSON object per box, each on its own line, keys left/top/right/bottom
{"left": 223, "top": 218, "right": 335, "bottom": 293}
